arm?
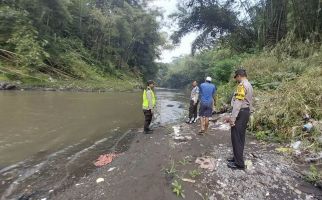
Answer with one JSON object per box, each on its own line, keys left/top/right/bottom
{"left": 230, "top": 100, "right": 242, "bottom": 125}
{"left": 193, "top": 87, "right": 199, "bottom": 104}
{"left": 146, "top": 90, "right": 154, "bottom": 110}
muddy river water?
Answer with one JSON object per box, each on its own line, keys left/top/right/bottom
{"left": 0, "top": 89, "right": 186, "bottom": 199}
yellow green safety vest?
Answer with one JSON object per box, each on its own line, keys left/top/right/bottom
{"left": 142, "top": 88, "right": 156, "bottom": 110}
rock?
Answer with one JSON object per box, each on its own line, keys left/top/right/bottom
{"left": 96, "top": 178, "right": 105, "bottom": 183}
{"left": 195, "top": 156, "right": 216, "bottom": 171}
{"left": 0, "top": 82, "right": 16, "bottom": 90}
{"left": 294, "top": 189, "right": 302, "bottom": 195}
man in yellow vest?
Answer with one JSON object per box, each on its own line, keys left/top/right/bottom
{"left": 142, "top": 80, "right": 156, "bottom": 134}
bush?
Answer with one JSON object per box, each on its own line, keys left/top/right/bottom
{"left": 246, "top": 51, "right": 322, "bottom": 141}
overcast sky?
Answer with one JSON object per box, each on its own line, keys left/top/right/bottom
{"left": 149, "top": 0, "right": 198, "bottom": 63}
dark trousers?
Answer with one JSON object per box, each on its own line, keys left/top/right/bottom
{"left": 143, "top": 110, "right": 153, "bottom": 131}
{"left": 231, "top": 108, "right": 250, "bottom": 167}
{"left": 188, "top": 100, "right": 198, "bottom": 119}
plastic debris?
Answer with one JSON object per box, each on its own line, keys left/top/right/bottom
{"left": 96, "top": 178, "right": 104, "bottom": 183}
{"left": 195, "top": 156, "right": 216, "bottom": 171}
{"left": 172, "top": 125, "right": 192, "bottom": 142}
{"left": 303, "top": 122, "right": 313, "bottom": 132}
{"left": 291, "top": 141, "right": 302, "bottom": 150}
{"left": 108, "top": 167, "right": 116, "bottom": 172}
{"left": 182, "top": 178, "right": 196, "bottom": 183}
{"left": 245, "top": 160, "right": 254, "bottom": 170}
{"left": 173, "top": 126, "right": 180, "bottom": 135}
{"left": 94, "top": 153, "right": 118, "bottom": 167}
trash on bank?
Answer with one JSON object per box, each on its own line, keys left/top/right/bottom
{"left": 94, "top": 153, "right": 119, "bottom": 167}
{"left": 245, "top": 160, "right": 254, "bottom": 170}
{"left": 182, "top": 178, "right": 196, "bottom": 183}
{"left": 303, "top": 122, "right": 313, "bottom": 132}
{"left": 291, "top": 141, "right": 302, "bottom": 150}
{"left": 172, "top": 125, "right": 192, "bottom": 142}
{"left": 195, "top": 156, "right": 216, "bottom": 171}
{"left": 108, "top": 167, "right": 116, "bottom": 172}
{"left": 96, "top": 178, "right": 105, "bottom": 183}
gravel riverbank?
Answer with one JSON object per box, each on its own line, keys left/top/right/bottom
{"left": 53, "top": 114, "right": 322, "bottom": 200}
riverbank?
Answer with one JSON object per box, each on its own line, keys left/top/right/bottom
{"left": 50, "top": 114, "right": 322, "bottom": 200}
{"left": 0, "top": 65, "right": 143, "bottom": 92}
{"left": 0, "top": 79, "right": 142, "bottom": 92}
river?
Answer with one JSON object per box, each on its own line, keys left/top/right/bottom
{"left": 0, "top": 89, "right": 186, "bottom": 199}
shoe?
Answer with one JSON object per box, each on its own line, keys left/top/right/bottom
{"left": 197, "top": 130, "right": 205, "bottom": 135}
{"left": 227, "top": 162, "right": 245, "bottom": 170}
{"left": 186, "top": 118, "right": 192, "bottom": 124}
{"left": 144, "top": 129, "right": 153, "bottom": 134}
{"left": 193, "top": 118, "right": 198, "bottom": 123}
{"left": 226, "top": 158, "right": 235, "bottom": 163}
{"left": 189, "top": 118, "right": 194, "bottom": 124}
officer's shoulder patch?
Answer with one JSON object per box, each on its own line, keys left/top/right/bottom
{"left": 236, "top": 84, "right": 246, "bottom": 100}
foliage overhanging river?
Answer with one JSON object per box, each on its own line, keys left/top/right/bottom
{"left": 0, "top": 89, "right": 186, "bottom": 199}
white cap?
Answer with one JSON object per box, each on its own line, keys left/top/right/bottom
{"left": 206, "top": 76, "right": 212, "bottom": 82}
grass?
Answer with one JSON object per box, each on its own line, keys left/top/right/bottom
{"left": 172, "top": 180, "right": 185, "bottom": 198}
{"left": 164, "top": 160, "right": 178, "bottom": 177}
{"left": 305, "top": 165, "right": 321, "bottom": 184}
{"left": 188, "top": 169, "right": 201, "bottom": 178}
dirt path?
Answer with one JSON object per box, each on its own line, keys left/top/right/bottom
{"left": 54, "top": 115, "right": 322, "bottom": 200}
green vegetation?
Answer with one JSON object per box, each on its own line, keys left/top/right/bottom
{"left": 164, "top": 160, "right": 178, "bottom": 177}
{"left": 171, "top": 180, "right": 185, "bottom": 198}
{"left": 0, "top": 0, "right": 165, "bottom": 89}
{"left": 305, "top": 165, "right": 322, "bottom": 184}
{"left": 188, "top": 169, "right": 201, "bottom": 178}
{"left": 158, "top": 0, "right": 322, "bottom": 149}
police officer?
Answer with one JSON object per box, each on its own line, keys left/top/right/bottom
{"left": 225, "top": 69, "right": 253, "bottom": 170}
{"left": 142, "top": 80, "right": 156, "bottom": 134}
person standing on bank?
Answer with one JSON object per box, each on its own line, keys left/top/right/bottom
{"left": 187, "top": 80, "right": 200, "bottom": 124}
{"left": 226, "top": 69, "right": 253, "bottom": 170}
{"left": 142, "top": 80, "right": 156, "bottom": 134}
{"left": 199, "top": 77, "right": 216, "bottom": 134}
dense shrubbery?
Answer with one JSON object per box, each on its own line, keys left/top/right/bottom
{"left": 243, "top": 45, "right": 322, "bottom": 143}
{"left": 0, "top": 0, "right": 164, "bottom": 85}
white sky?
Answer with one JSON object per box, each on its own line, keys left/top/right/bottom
{"left": 149, "top": 0, "right": 198, "bottom": 63}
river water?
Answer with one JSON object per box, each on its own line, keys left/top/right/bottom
{"left": 0, "top": 89, "right": 186, "bottom": 199}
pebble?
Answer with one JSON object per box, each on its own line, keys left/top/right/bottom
{"left": 294, "top": 189, "right": 302, "bottom": 195}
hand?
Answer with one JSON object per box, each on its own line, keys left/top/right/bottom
{"left": 224, "top": 117, "right": 235, "bottom": 127}
{"left": 150, "top": 109, "right": 154, "bottom": 114}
